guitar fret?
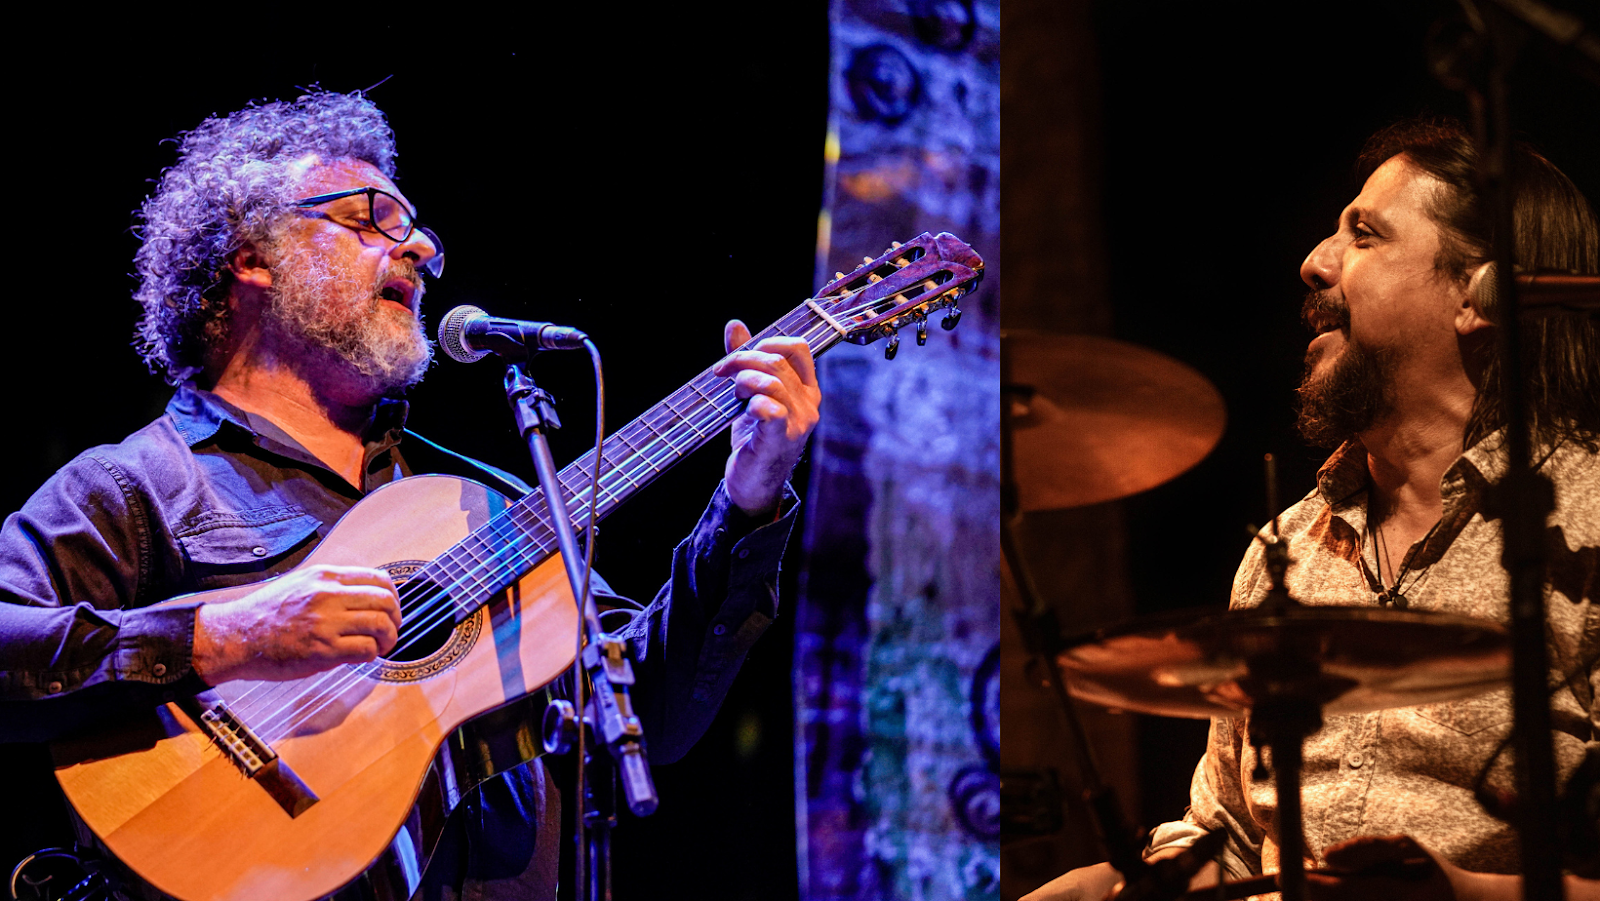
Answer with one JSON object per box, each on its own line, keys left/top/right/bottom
{"left": 682, "top": 379, "right": 718, "bottom": 406}
{"left": 633, "top": 417, "right": 683, "bottom": 457}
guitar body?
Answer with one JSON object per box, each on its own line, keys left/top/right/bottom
{"left": 53, "top": 474, "right": 579, "bottom": 901}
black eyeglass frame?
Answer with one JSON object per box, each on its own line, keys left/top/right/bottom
{"left": 293, "top": 186, "right": 445, "bottom": 277}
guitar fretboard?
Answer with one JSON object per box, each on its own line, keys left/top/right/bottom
{"left": 419, "top": 305, "right": 847, "bottom": 615}
{"left": 394, "top": 230, "right": 982, "bottom": 624}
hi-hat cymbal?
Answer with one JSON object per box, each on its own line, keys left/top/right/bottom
{"left": 1056, "top": 605, "right": 1510, "bottom": 719}
{"left": 1004, "top": 331, "right": 1226, "bottom": 511}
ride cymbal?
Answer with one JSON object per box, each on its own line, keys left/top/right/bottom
{"left": 1004, "top": 331, "right": 1225, "bottom": 511}
{"left": 1056, "top": 605, "right": 1510, "bottom": 719}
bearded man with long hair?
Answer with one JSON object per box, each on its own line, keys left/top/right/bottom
{"left": 1025, "top": 119, "right": 1599, "bottom": 901}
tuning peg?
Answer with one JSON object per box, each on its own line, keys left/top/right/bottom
{"left": 868, "top": 272, "right": 884, "bottom": 283}
{"left": 941, "top": 307, "right": 962, "bottom": 330}
{"left": 884, "top": 332, "right": 901, "bottom": 360}
{"left": 916, "top": 319, "right": 928, "bottom": 346}
{"left": 835, "top": 271, "right": 846, "bottom": 281}
{"left": 863, "top": 256, "right": 875, "bottom": 264}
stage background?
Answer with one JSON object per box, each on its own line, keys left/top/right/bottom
{"left": 1001, "top": 1, "right": 1600, "bottom": 898}
{"left": 2, "top": 13, "right": 831, "bottom": 900}
{"left": 796, "top": 1, "right": 1000, "bottom": 899}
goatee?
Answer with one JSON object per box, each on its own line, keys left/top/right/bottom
{"left": 1295, "top": 289, "right": 1398, "bottom": 448}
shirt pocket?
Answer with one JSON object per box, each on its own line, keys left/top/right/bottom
{"left": 175, "top": 506, "right": 323, "bottom": 592}
{"left": 1410, "top": 688, "right": 1513, "bottom": 736}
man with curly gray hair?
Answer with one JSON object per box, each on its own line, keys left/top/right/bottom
{"left": 132, "top": 90, "right": 419, "bottom": 391}
{"left": 0, "top": 90, "right": 821, "bottom": 900}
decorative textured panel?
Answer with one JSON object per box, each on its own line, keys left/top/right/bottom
{"left": 796, "top": 1, "right": 999, "bottom": 898}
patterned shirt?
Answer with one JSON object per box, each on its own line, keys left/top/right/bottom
{"left": 1147, "top": 432, "right": 1599, "bottom": 880}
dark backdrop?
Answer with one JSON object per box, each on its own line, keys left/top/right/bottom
{"left": 3, "top": 14, "right": 827, "bottom": 900}
{"left": 1089, "top": 0, "right": 1600, "bottom": 836}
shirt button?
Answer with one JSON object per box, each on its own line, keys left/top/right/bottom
{"left": 713, "top": 624, "right": 727, "bottom": 636}
{"left": 251, "top": 546, "right": 268, "bottom": 557}
{"left": 153, "top": 663, "right": 167, "bottom": 677}
{"left": 1347, "top": 752, "right": 1365, "bottom": 768}
{"left": 737, "top": 549, "right": 750, "bottom": 560}
{"left": 47, "top": 681, "right": 62, "bottom": 694}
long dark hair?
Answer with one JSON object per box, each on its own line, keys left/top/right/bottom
{"left": 1357, "top": 117, "right": 1600, "bottom": 451}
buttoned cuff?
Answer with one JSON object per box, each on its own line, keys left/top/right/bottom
{"left": 112, "top": 599, "right": 203, "bottom": 686}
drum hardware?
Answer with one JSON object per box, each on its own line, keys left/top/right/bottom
{"left": 1002, "top": 330, "right": 1231, "bottom": 897}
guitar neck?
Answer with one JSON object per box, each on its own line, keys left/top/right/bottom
{"left": 422, "top": 307, "right": 847, "bottom": 613}
{"left": 560, "top": 306, "right": 849, "bottom": 521}
{"left": 419, "top": 231, "right": 982, "bottom": 615}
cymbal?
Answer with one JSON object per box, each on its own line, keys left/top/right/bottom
{"left": 1004, "top": 331, "right": 1225, "bottom": 511}
{"left": 1056, "top": 605, "right": 1510, "bottom": 719}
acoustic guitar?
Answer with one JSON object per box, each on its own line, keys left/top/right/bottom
{"left": 50, "top": 233, "right": 984, "bottom": 901}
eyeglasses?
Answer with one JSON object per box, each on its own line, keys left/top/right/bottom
{"left": 293, "top": 186, "right": 445, "bottom": 277}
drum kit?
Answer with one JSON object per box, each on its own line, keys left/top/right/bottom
{"left": 1001, "top": 331, "right": 1516, "bottom": 901}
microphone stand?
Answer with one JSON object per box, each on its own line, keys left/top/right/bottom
{"left": 503, "top": 362, "right": 658, "bottom": 901}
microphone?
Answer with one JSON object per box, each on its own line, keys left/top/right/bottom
{"left": 1471, "top": 262, "right": 1600, "bottom": 314}
{"left": 437, "top": 305, "right": 589, "bottom": 363}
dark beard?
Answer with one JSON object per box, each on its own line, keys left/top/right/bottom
{"left": 1294, "top": 290, "right": 1397, "bottom": 448}
{"left": 1295, "top": 334, "right": 1399, "bottom": 448}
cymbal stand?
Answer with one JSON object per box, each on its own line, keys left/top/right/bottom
{"left": 1003, "top": 342, "right": 1211, "bottom": 900}
{"left": 1240, "top": 452, "right": 1318, "bottom": 901}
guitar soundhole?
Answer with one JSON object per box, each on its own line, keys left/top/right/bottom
{"left": 387, "top": 603, "right": 456, "bottom": 663}
{"left": 370, "top": 563, "right": 483, "bottom": 682}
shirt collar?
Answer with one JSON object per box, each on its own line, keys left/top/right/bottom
{"left": 1314, "top": 439, "right": 1372, "bottom": 508}
{"left": 1317, "top": 428, "right": 1564, "bottom": 530}
{"left": 165, "top": 383, "right": 410, "bottom": 450}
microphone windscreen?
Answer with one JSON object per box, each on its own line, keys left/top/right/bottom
{"left": 439, "top": 305, "right": 491, "bottom": 363}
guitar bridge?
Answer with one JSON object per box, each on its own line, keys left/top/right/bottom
{"left": 181, "top": 692, "right": 320, "bottom": 818}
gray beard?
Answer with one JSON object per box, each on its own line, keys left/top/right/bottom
{"left": 265, "top": 243, "right": 433, "bottom": 399}
{"left": 1295, "top": 333, "right": 1399, "bottom": 449}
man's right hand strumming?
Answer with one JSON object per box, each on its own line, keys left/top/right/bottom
{"left": 193, "top": 565, "right": 403, "bottom": 684}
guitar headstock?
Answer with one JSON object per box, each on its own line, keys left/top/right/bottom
{"left": 812, "top": 232, "right": 984, "bottom": 358}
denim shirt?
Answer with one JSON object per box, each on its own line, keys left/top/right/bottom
{"left": 0, "top": 384, "right": 796, "bottom": 894}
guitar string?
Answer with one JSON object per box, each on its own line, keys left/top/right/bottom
{"left": 248, "top": 323, "right": 816, "bottom": 738}
{"left": 238, "top": 310, "right": 851, "bottom": 736}
{"left": 233, "top": 284, "right": 961, "bottom": 738}
{"left": 243, "top": 374, "right": 750, "bottom": 737}
{"left": 240, "top": 272, "right": 970, "bottom": 736}
{"left": 242, "top": 377, "right": 749, "bottom": 738}
{"left": 255, "top": 380, "right": 750, "bottom": 737}
{"left": 229, "top": 354, "right": 752, "bottom": 730}
{"left": 233, "top": 281, "right": 953, "bottom": 736}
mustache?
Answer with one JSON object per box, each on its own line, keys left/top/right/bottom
{"left": 1301, "top": 288, "right": 1349, "bottom": 332}
{"left": 373, "top": 259, "right": 425, "bottom": 304}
